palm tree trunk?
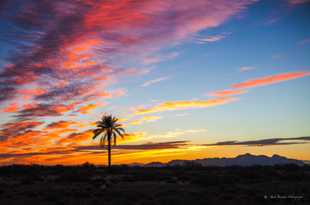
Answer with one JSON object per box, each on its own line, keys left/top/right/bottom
{"left": 108, "top": 134, "right": 111, "bottom": 168}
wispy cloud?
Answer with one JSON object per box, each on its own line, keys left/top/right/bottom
{"left": 75, "top": 140, "right": 190, "bottom": 151}
{"left": 239, "top": 66, "right": 256, "bottom": 72}
{"left": 288, "top": 0, "right": 310, "bottom": 4}
{"left": 232, "top": 71, "right": 310, "bottom": 89}
{"left": 197, "top": 32, "right": 231, "bottom": 43}
{"left": 46, "top": 121, "right": 76, "bottom": 130}
{"left": 148, "top": 129, "right": 208, "bottom": 141}
{"left": 208, "top": 71, "right": 310, "bottom": 102}
{"left": 57, "top": 130, "right": 93, "bottom": 145}
{"left": 298, "top": 37, "right": 310, "bottom": 45}
{"left": 0, "top": 140, "right": 190, "bottom": 159}
{"left": 130, "top": 115, "right": 162, "bottom": 125}
{"left": 141, "top": 76, "right": 170, "bottom": 87}
{"left": 77, "top": 102, "right": 106, "bottom": 114}
{"left": 209, "top": 89, "right": 247, "bottom": 97}
{"left": 135, "top": 97, "right": 237, "bottom": 114}
{"left": 0, "top": 120, "right": 43, "bottom": 142}
{"left": 204, "top": 136, "right": 310, "bottom": 147}
{"left": 143, "top": 52, "right": 179, "bottom": 65}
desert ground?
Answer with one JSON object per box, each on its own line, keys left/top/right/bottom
{"left": 0, "top": 164, "right": 309, "bottom": 205}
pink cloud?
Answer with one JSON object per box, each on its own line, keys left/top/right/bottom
{"left": 288, "top": 0, "right": 310, "bottom": 4}
{"left": 0, "top": 0, "right": 255, "bottom": 115}
{"left": 210, "top": 89, "right": 247, "bottom": 97}
{"left": 2, "top": 103, "right": 19, "bottom": 113}
{"left": 232, "top": 71, "right": 310, "bottom": 89}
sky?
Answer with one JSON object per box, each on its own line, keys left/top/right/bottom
{"left": 0, "top": 0, "right": 310, "bottom": 165}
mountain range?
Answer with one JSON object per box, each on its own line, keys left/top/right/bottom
{"left": 129, "top": 153, "right": 305, "bottom": 167}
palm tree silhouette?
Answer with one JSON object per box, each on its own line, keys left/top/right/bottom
{"left": 92, "top": 115, "right": 125, "bottom": 168}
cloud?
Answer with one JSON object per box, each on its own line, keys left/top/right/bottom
{"left": 15, "top": 103, "right": 77, "bottom": 118}
{"left": 0, "top": 120, "right": 43, "bottom": 141}
{"left": 75, "top": 140, "right": 190, "bottom": 151}
{"left": 141, "top": 76, "right": 170, "bottom": 87}
{"left": 0, "top": 0, "right": 255, "bottom": 108}
{"left": 197, "top": 32, "right": 231, "bottom": 43}
{"left": 121, "top": 132, "right": 146, "bottom": 142}
{"left": 209, "top": 89, "right": 247, "bottom": 97}
{"left": 77, "top": 103, "right": 105, "bottom": 114}
{"left": 288, "top": 0, "right": 310, "bottom": 4}
{"left": 0, "top": 130, "right": 45, "bottom": 147}
{"left": 130, "top": 116, "right": 162, "bottom": 125}
{"left": 1, "top": 102, "right": 19, "bottom": 113}
{"left": 0, "top": 149, "right": 76, "bottom": 159}
{"left": 18, "top": 88, "right": 47, "bottom": 100}
{"left": 133, "top": 70, "right": 309, "bottom": 124}
{"left": 0, "top": 140, "right": 190, "bottom": 160}
{"left": 239, "top": 66, "right": 256, "bottom": 72}
{"left": 46, "top": 120, "right": 76, "bottom": 130}
{"left": 206, "top": 71, "right": 310, "bottom": 107}
{"left": 57, "top": 130, "right": 93, "bottom": 145}
{"left": 204, "top": 136, "right": 310, "bottom": 147}
{"left": 298, "top": 38, "right": 310, "bottom": 45}
{"left": 147, "top": 129, "right": 208, "bottom": 141}
{"left": 135, "top": 97, "right": 237, "bottom": 114}
{"left": 209, "top": 71, "right": 310, "bottom": 99}
{"left": 232, "top": 71, "right": 310, "bottom": 89}
{"left": 143, "top": 52, "right": 179, "bottom": 65}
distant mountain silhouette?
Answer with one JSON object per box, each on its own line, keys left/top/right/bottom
{"left": 131, "top": 153, "right": 304, "bottom": 167}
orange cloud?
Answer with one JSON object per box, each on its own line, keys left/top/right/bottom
{"left": 2, "top": 103, "right": 19, "bottom": 113}
{"left": 61, "top": 38, "right": 101, "bottom": 70}
{"left": 57, "top": 130, "right": 93, "bottom": 145}
{"left": 0, "top": 120, "right": 43, "bottom": 140}
{"left": 232, "top": 71, "right": 310, "bottom": 89}
{"left": 77, "top": 103, "right": 105, "bottom": 114}
{"left": 122, "top": 132, "right": 146, "bottom": 143}
{"left": 135, "top": 97, "right": 236, "bottom": 114}
{"left": 0, "top": 130, "right": 44, "bottom": 148}
{"left": 130, "top": 116, "right": 162, "bottom": 125}
{"left": 210, "top": 89, "right": 247, "bottom": 97}
{"left": 46, "top": 121, "right": 76, "bottom": 130}
{"left": 18, "top": 88, "right": 46, "bottom": 99}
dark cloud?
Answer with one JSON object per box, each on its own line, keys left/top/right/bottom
{"left": 75, "top": 140, "right": 190, "bottom": 151}
{"left": 0, "top": 0, "right": 92, "bottom": 103}
{"left": 0, "top": 120, "right": 43, "bottom": 141}
{"left": 0, "top": 85, "right": 15, "bottom": 102}
{"left": 46, "top": 120, "right": 74, "bottom": 129}
{"left": 34, "top": 80, "right": 95, "bottom": 103}
{"left": 15, "top": 103, "right": 76, "bottom": 118}
{"left": 204, "top": 136, "right": 310, "bottom": 147}
{"left": 0, "top": 140, "right": 190, "bottom": 159}
{"left": 0, "top": 149, "right": 74, "bottom": 159}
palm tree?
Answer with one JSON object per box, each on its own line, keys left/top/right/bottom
{"left": 92, "top": 114, "right": 125, "bottom": 168}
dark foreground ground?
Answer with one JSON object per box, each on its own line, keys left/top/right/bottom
{"left": 0, "top": 164, "right": 309, "bottom": 205}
